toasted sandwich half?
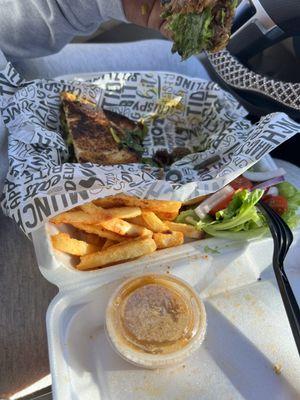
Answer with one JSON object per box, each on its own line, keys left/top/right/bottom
{"left": 60, "top": 92, "right": 147, "bottom": 165}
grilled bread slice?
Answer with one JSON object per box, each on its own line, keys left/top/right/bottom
{"left": 60, "top": 92, "right": 146, "bottom": 165}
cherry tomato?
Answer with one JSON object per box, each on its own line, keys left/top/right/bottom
{"left": 209, "top": 176, "right": 253, "bottom": 216}
{"left": 209, "top": 192, "right": 234, "bottom": 215}
{"left": 230, "top": 176, "right": 253, "bottom": 191}
{"left": 263, "top": 195, "right": 288, "bottom": 215}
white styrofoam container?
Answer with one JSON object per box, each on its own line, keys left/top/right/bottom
{"left": 30, "top": 91, "right": 300, "bottom": 400}
{"left": 33, "top": 228, "right": 300, "bottom": 400}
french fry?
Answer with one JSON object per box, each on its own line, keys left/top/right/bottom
{"left": 155, "top": 211, "right": 179, "bottom": 221}
{"left": 165, "top": 221, "right": 204, "bottom": 239}
{"left": 51, "top": 232, "right": 100, "bottom": 256}
{"left": 71, "top": 222, "right": 126, "bottom": 242}
{"left": 127, "top": 210, "right": 179, "bottom": 223}
{"left": 48, "top": 192, "right": 207, "bottom": 270}
{"left": 127, "top": 213, "right": 168, "bottom": 232}
{"left": 50, "top": 211, "right": 101, "bottom": 225}
{"left": 100, "top": 218, "right": 152, "bottom": 238}
{"left": 127, "top": 215, "right": 148, "bottom": 227}
{"left": 153, "top": 231, "right": 184, "bottom": 249}
{"left": 140, "top": 211, "right": 169, "bottom": 233}
{"left": 81, "top": 202, "right": 141, "bottom": 220}
{"left": 93, "top": 197, "right": 121, "bottom": 208}
{"left": 76, "top": 231, "right": 105, "bottom": 247}
{"left": 77, "top": 237, "right": 157, "bottom": 270}
{"left": 102, "top": 239, "right": 118, "bottom": 250}
{"left": 93, "top": 194, "right": 181, "bottom": 215}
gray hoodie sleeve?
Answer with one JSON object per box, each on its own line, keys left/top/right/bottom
{"left": 0, "top": 0, "right": 127, "bottom": 59}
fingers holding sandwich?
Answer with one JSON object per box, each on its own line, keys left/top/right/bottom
{"left": 122, "top": 0, "right": 172, "bottom": 38}
{"left": 122, "top": 0, "right": 238, "bottom": 59}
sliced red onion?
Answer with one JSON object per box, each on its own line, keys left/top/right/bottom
{"left": 194, "top": 185, "right": 235, "bottom": 219}
{"left": 243, "top": 168, "right": 286, "bottom": 182}
{"left": 252, "top": 175, "right": 285, "bottom": 190}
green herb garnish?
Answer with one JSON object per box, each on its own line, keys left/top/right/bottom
{"left": 120, "top": 127, "right": 148, "bottom": 156}
{"left": 204, "top": 245, "right": 220, "bottom": 254}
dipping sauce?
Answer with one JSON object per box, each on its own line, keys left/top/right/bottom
{"left": 106, "top": 274, "right": 206, "bottom": 369}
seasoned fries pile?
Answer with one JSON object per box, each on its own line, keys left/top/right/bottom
{"left": 50, "top": 194, "right": 203, "bottom": 270}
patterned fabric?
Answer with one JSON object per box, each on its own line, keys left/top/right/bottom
{"left": 208, "top": 50, "right": 300, "bottom": 111}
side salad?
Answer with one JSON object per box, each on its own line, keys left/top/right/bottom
{"left": 176, "top": 175, "right": 300, "bottom": 241}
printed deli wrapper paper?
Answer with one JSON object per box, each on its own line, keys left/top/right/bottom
{"left": 0, "top": 63, "right": 299, "bottom": 235}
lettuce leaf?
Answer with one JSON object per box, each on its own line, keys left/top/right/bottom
{"left": 176, "top": 189, "right": 267, "bottom": 240}
{"left": 206, "top": 189, "right": 265, "bottom": 232}
{"left": 277, "top": 182, "right": 300, "bottom": 229}
{"left": 166, "top": 9, "right": 214, "bottom": 60}
{"left": 177, "top": 184, "right": 300, "bottom": 242}
{"left": 203, "top": 226, "right": 268, "bottom": 240}
{"left": 195, "top": 189, "right": 267, "bottom": 240}
{"left": 175, "top": 209, "right": 199, "bottom": 226}
{"left": 277, "top": 182, "right": 298, "bottom": 199}
{"left": 281, "top": 209, "right": 300, "bottom": 229}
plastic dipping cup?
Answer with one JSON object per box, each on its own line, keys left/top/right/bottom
{"left": 105, "top": 273, "right": 207, "bottom": 369}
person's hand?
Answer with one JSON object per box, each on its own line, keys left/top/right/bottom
{"left": 122, "top": 0, "right": 170, "bottom": 38}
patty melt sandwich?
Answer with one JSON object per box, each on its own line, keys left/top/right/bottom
{"left": 60, "top": 92, "right": 147, "bottom": 165}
